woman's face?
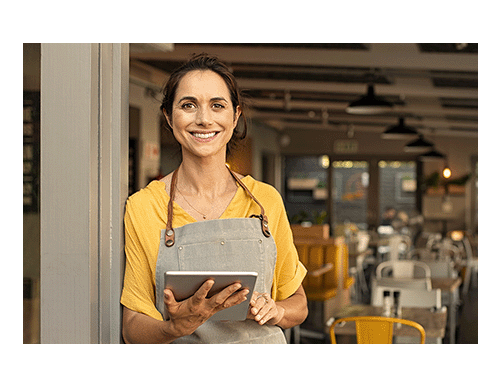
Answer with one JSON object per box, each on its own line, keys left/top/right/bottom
{"left": 165, "top": 70, "right": 241, "bottom": 161}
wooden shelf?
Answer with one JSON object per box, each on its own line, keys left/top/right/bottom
{"left": 425, "top": 185, "right": 466, "bottom": 196}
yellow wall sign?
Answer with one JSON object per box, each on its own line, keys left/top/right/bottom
{"left": 334, "top": 139, "right": 358, "bottom": 154}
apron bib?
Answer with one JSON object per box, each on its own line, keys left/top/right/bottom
{"left": 154, "top": 167, "right": 286, "bottom": 344}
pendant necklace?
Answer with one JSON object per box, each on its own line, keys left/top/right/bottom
{"left": 176, "top": 186, "right": 208, "bottom": 220}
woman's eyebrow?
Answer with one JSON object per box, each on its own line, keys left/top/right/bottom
{"left": 177, "top": 96, "right": 228, "bottom": 103}
{"left": 210, "top": 97, "right": 228, "bottom": 103}
{"left": 177, "top": 96, "right": 197, "bottom": 104}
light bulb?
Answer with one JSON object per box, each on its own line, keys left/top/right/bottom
{"left": 443, "top": 167, "right": 451, "bottom": 179}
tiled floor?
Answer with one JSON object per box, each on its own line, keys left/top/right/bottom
{"left": 456, "top": 287, "right": 478, "bottom": 344}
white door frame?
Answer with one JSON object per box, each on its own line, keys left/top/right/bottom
{"left": 40, "top": 43, "right": 129, "bottom": 343}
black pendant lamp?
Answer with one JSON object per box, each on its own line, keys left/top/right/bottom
{"left": 381, "top": 117, "right": 418, "bottom": 139}
{"left": 346, "top": 84, "right": 393, "bottom": 115}
{"left": 404, "top": 135, "right": 434, "bottom": 152}
{"left": 419, "top": 148, "right": 446, "bottom": 161}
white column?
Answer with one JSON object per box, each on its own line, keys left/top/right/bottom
{"left": 40, "top": 43, "right": 128, "bottom": 343}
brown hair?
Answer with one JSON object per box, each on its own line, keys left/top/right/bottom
{"left": 160, "top": 53, "right": 248, "bottom": 155}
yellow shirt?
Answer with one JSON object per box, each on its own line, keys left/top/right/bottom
{"left": 120, "top": 176, "right": 307, "bottom": 321}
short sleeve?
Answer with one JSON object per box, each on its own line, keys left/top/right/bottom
{"left": 120, "top": 197, "right": 164, "bottom": 321}
{"left": 268, "top": 190, "right": 307, "bottom": 301}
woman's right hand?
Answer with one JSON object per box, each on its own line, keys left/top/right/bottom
{"left": 163, "top": 280, "right": 249, "bottom": 338}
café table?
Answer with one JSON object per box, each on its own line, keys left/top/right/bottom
{"left": 431, "top": 277, "right": 462, "bottom": 344}
{"left": 424, "top": 214, "right": 458, "bottom": 236}
{"left": 331, "top": 304, "right": 447, "bottom": 343}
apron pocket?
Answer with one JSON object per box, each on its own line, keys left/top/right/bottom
{"left": 176, "top": 239, "right": 266, "bottom": 292}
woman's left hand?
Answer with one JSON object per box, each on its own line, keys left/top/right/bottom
{"left": 247, "top": 292, "right": 284, "bottom": 326}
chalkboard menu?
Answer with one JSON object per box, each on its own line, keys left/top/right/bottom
{"left": 23, "top": 92, "right": 40, "bottom": 213}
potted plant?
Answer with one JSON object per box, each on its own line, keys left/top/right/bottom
{"left": 422, "top": 171, "right": 471, "bottom": 195}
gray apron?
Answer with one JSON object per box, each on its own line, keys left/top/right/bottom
{"left": 154, "top": 167, "right": 287, "bottom": 344}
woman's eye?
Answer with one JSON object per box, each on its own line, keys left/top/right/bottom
{"left": 213, "top": 103, "right": 225, "bottom": 109}
{"left": 181, "top": 102, "right": 196, "bottom": 109}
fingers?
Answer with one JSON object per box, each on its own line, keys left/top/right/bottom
{"left": 191, "top": 279, "right": 215, "bottom": 305}
{"left": 165, "top": 280, "right": 250, "bottom": 330}
{"left": 249, "top": 292, "right": 276, "bottom": 325}
{"left": 164, "top": 288, "right": 174, "bottom": 301}
{"left": 225, "top": 285, "right": 250, "bottom": 308}
{"left": 249, "top": 291, "right": 259, "bottom": 307}
{"left": 163, "top": 288, "right": 177, "bottom": 307}
{"left": 250, "top": 292, "right": 269, "bottom": 313}
{"left": 163, "top": 288, "right": 179, "bottom": 321}
{"left": 163, "top": 280, "right": 251, "bottom": 338}
{"left": 255, "top": 301, "right": 273, "bottom": 324}
{"left": 258, "top": 304, "right": 284, "bottom": 325}
{"left": 210, "top": 282, "right": 249, "bottom": 309}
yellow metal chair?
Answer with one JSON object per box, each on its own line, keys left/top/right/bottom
{"left": 329, "top": 316, "right": 426, "bottom": 344}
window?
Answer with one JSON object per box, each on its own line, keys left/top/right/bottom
{"left": 284, "top": 156, "right": 328, "bottom": 225}
{"left": 378, "top": 160, "right": 417, "bottom": 222}
{"left": 283, "top": 155, "right": 420, "bottom": 232}
{"left": 332, "top": 160, "right": 369, "bottom": 229}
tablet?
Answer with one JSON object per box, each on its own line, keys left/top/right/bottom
{"left": 163, "top": 271, "right": 258, "bottom": 321}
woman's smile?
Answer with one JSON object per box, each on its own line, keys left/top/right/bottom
{"left": 166, "top": 70, "right": 241, "bottom": 160}
{"left": 190, "top": 131, "right": 220, "bottom": 141}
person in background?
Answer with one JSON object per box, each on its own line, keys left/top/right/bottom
{"left": 381, "top": 206, "right": 397, "bottom": 226}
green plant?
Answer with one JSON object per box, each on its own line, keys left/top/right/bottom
{"left": 289, "top": 210, "right": 310, "bottom": 224}
{"left": 313, "top": 210, "right": 328, "bottom": 225}
{"left": 422, "top": 172, "right": 471, "bottom": 190}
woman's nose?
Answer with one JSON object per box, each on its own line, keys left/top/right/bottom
{"left": 195, "top": 107, "right": 213, "bottom": 126}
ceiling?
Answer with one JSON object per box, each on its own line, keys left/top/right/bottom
{"left": 129, "top": 43, "right": 478, "bottom": 139}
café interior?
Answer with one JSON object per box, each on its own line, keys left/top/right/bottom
{"left": 23, "top": 43, "right": 478, "bottom": 344}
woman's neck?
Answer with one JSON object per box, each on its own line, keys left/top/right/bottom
{"left": 177, "top": 156, "right": 236, "bottom": 199}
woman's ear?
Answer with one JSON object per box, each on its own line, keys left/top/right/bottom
{"left": 163, "top": 108, "right": 173, "bottom": 129}
{"left": 233, "top": 105, "right": 242, "bottom": 127}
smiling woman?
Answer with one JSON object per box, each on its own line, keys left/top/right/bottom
{"left": 160, "top": 54, "right": 247, "bottom": 158}
{"left": 120, "top": 54, "right": 308, "bottom": 344}
{"left": 163, "top": 70, "right": 241, "bottom": 162}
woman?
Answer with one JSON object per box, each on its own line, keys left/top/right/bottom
{"left": 121, "top": 54, "right": 308, "bottom": 343}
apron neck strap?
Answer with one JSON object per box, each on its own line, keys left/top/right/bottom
{"left": 165, "top": 167, "right": 178, "bottom": 247}
{"left": 165, "top": 165, "right": 271, "bottom": 247}
{"left": 226, "top": 166, "right": 271, "bottom": 238}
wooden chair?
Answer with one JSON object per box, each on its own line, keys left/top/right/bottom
{"left": 292, "top": 237, "right": 355, "bottom": 342}
{"left": 330, "top": 316, "right": 426, "bottom": 344}
{"left": 295, "top": 238, "right": 355, "bottom": 302}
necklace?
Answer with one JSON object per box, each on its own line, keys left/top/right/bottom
{"left": 176, "top": 186, "right": 208, "bottom": 220}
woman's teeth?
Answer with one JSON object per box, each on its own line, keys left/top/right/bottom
{"left": 192, "top": 132, "right": 217, "bottom": 139}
